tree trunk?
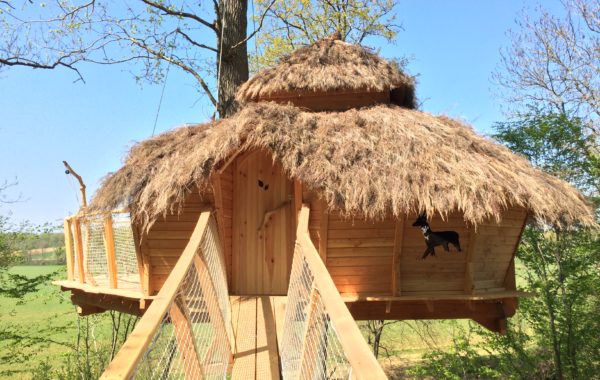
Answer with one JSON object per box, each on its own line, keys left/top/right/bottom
{"left": 217, "top": 0, "right": 249, "bottom": 118}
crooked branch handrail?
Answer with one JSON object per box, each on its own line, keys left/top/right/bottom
{"left": 281, "top": 205, "right": 386, "bottom": 380}
{"left": 101, "top": 211, "right": 233, "bottom": 379}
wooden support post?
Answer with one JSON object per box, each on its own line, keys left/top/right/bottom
{"left": 391, "top": 217, "right": 405, "bottom": 296}
{"left": 318, "top": 204, "right": 329, "bottom": 264}
{"left": 101, "top": 212, "right": 211, "bottom": 380}
{"left": 131, "top": 224, "right": 149, "bottom": 295}
{"left": 170, "top": 298, "right": 205, "bottom": 379}
{"left": 64, "top": 218, "right": 75, "bottom": 281}
{"left": 73, "top": 218, "right": 86, "bottom": 284}
{"left": 193, "top": 254, "right": 234, "bottom": 367}
{"left": 296, "top": 205, "right": 386, "bottom": 379}
{"left": 103, "top": 216, "right": 118, "bottom": 289}
{"left": 502, "top": 259, "right": 519, "bottom": 318}
{"left": 299, "top": 286, "right": 322, "bottom": 379}
{"left": 463, "top": 224, "right": 477, "bottom": 294}
{"left": 211, "top": 175, "right": 227, "bottom": 258}
{"left": 293, "top": 179, "right": 302, "bottom": 225}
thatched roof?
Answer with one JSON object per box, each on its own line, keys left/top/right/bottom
{"left": 91, "top": 102, "right": 595, "bottom": 229}
{"left": 236, "top": 36, "right": 415, "bottom": 107}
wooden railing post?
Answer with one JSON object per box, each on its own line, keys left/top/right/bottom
{"left": 103, "top": 216, "right": 118, "bottom": 289}
{"left": 392, "top": 217, "right": 404, "bottom": 296}
{"left": 170, "top": 297, "right": 205, "bottom": 379}
{"left": 299, "top": 286, "right": 324, "bottom": 379}
{"left": 295, "top": 205, "right": 386, "bottom": 380}
{"left": 63, "top": 218, "right": 75, "bottom": 281}
{"left": 73, "top": 218, "right": 86, "bottom": 284}
{"left": 101, "top": 212, "right": 211, "bottom": 379}
{"left": 193, "top": 254, "right": 234, "bottom": 367}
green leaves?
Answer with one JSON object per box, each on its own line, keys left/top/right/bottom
{"left": 494, "top": 110, "right": 599, "bottom": 198}
{"left": 252, "top": 0, "right": 401, "bottom": 69}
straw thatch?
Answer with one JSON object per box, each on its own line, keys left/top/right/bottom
{"left": 236, "top": 37, "right": 415, "bottom": 108}
{"left": 91, "top": 102, "right": 595, "bottom": 230}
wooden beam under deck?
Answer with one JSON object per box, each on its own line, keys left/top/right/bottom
{"left": 55, "top": 280, "right": 154, "bottom": 316}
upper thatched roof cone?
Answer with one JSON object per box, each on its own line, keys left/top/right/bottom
{"left": 236, "top": 34, "right": 416, "bottom": 109}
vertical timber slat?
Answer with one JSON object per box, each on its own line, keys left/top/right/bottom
{"left": 100, "top": 212, "right": 211, "bottom": 379}
{"left": 297, "top": 205, "right": 386, "bottom": 379}
{"left": 192, "top": 255, "right": 234, "bottom": 363}
{"left": 64, "top": 218, "right": 74, "bottom": 281}
{"left": 392, "top": 217, "right": 404, "bottom": 296}
{"left": 463, "top": 224, "right": 477, "bottom": 294}
{"left": 103, "top": 216, "right": 118, "bottom": 289}
{"left": 131, "top": 224, "right": 148, "bottom": 295}
{"left": 318, "top": 203, "right": 329, "bottom": 264}
{"left": 170, "top": 299, "right": 205, "bottom": 379}
{"left": 211, "top": 174, "right": 227, "bottom": 261}
{"left": 293, "top": 179, "right": 302, "bottom": 225}
{"left": 299, "top": 286, "right": 320, "bottom": 378}
{"left": 73, "top": 218, "right": 86, "bottom": 283}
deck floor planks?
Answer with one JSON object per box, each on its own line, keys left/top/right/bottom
{"left": 232, "top": 296, "right": 257, "bottom": 378}
{"left": 256, "top": 297, "right": 281, "bottom": 380}
{"left": 230, "top": 296, "right": 284, "bottom": 379}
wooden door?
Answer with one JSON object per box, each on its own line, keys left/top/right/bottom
{"left": 232, "top": 150, "right": 295, "bottom": 295}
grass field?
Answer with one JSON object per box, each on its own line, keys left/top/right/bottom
{"left": 0, "top": 266, "right": 129, "bottom": 379}
{"left": 0, "top": 266, "right": 79, "bottom": 378}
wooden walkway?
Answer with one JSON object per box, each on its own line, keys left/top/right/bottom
{"left": 230, "top": 296, "right": 287, "bottom": 380}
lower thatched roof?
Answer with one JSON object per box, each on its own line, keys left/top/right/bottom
{"left": 91, "top": 103, "right": 595, "bottom": 229}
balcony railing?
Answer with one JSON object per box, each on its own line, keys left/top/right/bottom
{"left": 63, "top": 210, "right": 143, "bottom": 292}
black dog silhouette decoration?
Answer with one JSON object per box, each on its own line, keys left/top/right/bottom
{"left": 412, "top": 213, "right": 462, "bottom": 259}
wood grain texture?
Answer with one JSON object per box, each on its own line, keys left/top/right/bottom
{"left": 63, "top": 219, "right": 74, "bottom": 281}
{"left": 232, "top": 150, "right": 294, "bottom": 295}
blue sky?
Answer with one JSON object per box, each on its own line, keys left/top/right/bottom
{"left": 0, "top": 1, "right": 563, "bottom": 226}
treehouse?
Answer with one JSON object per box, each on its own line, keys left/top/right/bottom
{"left": 56, "top": 35, "right": 594, "bottom": 379}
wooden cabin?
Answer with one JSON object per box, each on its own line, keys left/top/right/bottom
{"left": 56, "top": 36, "right": 594, "bottom": 379}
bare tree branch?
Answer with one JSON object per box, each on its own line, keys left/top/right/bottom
{"left": 231, "top": 0, "right": 276, "bottom": 49}
{"left": 176, "top": 28, "right": 218, "bottom": 53}
{"left": 125, "top": 32, "right": 217, "bottom": 106}
{"left": 0, "top": 55, "right": 85, "bottom": 83}
{"left": 141, "top": 0, "right": 217, "bottom": 33}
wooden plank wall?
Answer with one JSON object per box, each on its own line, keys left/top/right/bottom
{"left": 305, "top": 203, "right": 527, "bottom": 297}
{"left": 470, "top": 208, "right": 528, "bottom": 292}
{"left": 326, "top": 212, "right": 396, "bottom": 295}
{"left": 135, "top": 172, "right": 526, "bottom": 299}
{"left": 400, "top": 212, "right": 472, "bottom": 295}
{"left": 140, "top": 191, "right": 209, "bottom": 295}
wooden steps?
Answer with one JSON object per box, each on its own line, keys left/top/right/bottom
{"left": 230, "top": 296, "right": 287, "bottom": 380}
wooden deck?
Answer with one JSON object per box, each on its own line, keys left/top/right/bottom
{"left": 230, "top": 296, "right": 287, "bottom": 380}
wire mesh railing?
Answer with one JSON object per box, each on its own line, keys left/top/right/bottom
{"left": 280, "top": 246, "right": 351, "bottom": 379}
{"left": 63, "top": 211, "right": 142, "bottom": 291}
{"left": 101, "top": 212, "right": 233, "bottom": 380}
{"left": 280, "top": 205, "right": 387, "bottom": 380}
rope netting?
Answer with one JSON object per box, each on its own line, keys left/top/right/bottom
{"left": 131, "top": 215, "right": 232, "bottom": 379}
{"left": 280, "top": 242, "right": 351, "bottom": 380}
